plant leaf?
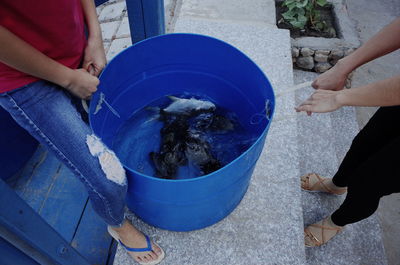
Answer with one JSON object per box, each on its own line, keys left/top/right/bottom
{"left": 282, "top": 12, "right": 295, "bottom": 20}
{"left": 290, "top": 20, "right": 307, "bottom": 29}
{"left": 297, "top": 14, "right": 308, "bottom": 24}
{"left": 282, "top": 8, "right": 298, "bottom": 19}
{"left": 282, "top": 0, "right": 296, "bottom": 7}
{"left": 286, "top": 2, "right": 297, "bottom": 10}
{"left": 315, "top": 22, "right": 324, "bottom": 30}
{"left": 297, "top": 8, "right": 306, "bottom": 16}
{"left": 295, "top": 0, "right": 309, "bottom": 8}
{"left": 305, "top": 2, "right": 313, "bottom": 11}
{"left": 316, "top": 0, "right": 327, "bottom": 6}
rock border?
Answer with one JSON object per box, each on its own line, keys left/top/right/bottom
{"left": 279, "top": 0, "right": 360, "bottom": 73}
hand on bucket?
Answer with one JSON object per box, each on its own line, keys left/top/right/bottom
{"left": 64, "top": 68, "right": 99, "bottom": 99}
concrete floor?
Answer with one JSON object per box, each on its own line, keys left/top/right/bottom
{"left": 345, "top": 0, "right": 400, "bottom": 264}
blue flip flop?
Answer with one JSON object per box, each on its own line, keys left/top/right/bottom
{"left": 108, "top": 227, "right": 165, "bottom": 265}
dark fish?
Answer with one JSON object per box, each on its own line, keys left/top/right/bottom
{"left": 149, "top": 96, "right": 230, "bottom": 179}
{"left": 150, "top": 114, "right": 188, "bottom": 179}
{"left": 185, "top": 133, "right": 222, "bottom": 175}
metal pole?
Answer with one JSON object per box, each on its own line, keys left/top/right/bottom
{"left": 126, "top": 0, "right": 166, "bottom": 44}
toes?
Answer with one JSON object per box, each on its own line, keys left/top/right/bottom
{"left": 131, "top": 251, "right": 159, "bottom": 264}
{"left": 304, "top": 229, "right": 319, "bottom": 247}
{"left": 304, "top": 233, "right": 312, "bottom": 245}
{"left": 304, "top": 234, "right": 316, "bottom": 247}
{"left": 300, "top": 176, "right": 309, "bottom": 188}
{"left": 148, "top": 251, "right": 158, "bottom": 260}
{"left": 142, "top": 255, "right": 150, "bottom": 262}
{"left": 133, "top": 255, "right": 143, "bottom": 263}
{"left": 300, "top": 178, "right": 306, "bottom": 186}
{"left": 152, "top": 243, "right": 163, "bottom": 255}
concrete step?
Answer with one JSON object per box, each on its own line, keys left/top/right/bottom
{"left": 293, "top": 70, "right": 388, "bottom": 265}
{"left": 178, "top": 0, "right": 277, "bottom": 26}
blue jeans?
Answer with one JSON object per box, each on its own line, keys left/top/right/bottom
{"left": 0, "top": 80, "right": 127, "bottom": 226}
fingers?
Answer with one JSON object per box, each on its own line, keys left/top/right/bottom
{"left": 83, "top": 60, "right": 91, "bottom": 71}
{"left": 70, "top": 69, "right": 99, "bottom": 99}
{"left": 88, "top": 65, "right": 96, "bottom": 76}
{"left": 295, "top": 104, "right": 313, "bottom": 113}
{"left": 83, "top": 62, "right": 104, "bottom": 77}
{"left": 311, "top": 79, "right": 319, "bottom": 90}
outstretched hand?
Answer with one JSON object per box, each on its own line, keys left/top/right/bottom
{"left": 311, "top": 61, "right": 349, "bottom": 91}
{"left": 295, "top": 89, "right": 343, "bottom": 115}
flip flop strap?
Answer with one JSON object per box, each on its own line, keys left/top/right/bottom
{"left": 118, "top": 234, "right": 153, "bottom": 252}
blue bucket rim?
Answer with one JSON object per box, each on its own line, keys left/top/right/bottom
{"left": 90, "top": 33, "right": 276, "bottom": 183}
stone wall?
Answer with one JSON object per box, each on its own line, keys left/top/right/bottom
{"left": 292, "top": 47, "right": 355, "bottom": 73}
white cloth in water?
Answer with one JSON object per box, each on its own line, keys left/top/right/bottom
{"left": 163, "top": 96, "right": 215, "bottom": 115}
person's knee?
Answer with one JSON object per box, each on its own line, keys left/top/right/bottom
{"left": 86, "top": 133, "right": 127, "bottom": 186}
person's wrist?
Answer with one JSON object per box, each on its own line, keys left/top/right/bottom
{"left": 335, "top": 57, "right": 356, "bottom": 77}
{"left": 88, "top": 34, "right": 103, "bottom": 47}
{"left": 335, "top": 90, "right": 348, "bottom": 107}
{"left": 87, "top": 24, "right": 103, "bottom": 43}
{"left": 59, "top": 68, "right": 76, "bottom": 89}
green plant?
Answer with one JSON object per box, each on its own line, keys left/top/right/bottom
{"left": 281, "top": 0, "right": 328, "bottom": 31}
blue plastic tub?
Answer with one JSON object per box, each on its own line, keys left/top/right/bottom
{"left": 89, "top": 33, "right": 275, "bottom": 231}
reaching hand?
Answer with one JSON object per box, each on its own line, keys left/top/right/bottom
{"left": 64, "top": 68, "right": 99, "bottom": 99}
{"left": 311, "top": 61, "right": 349, "bottom": 91}
{"left": 295, "top": 89, "right": 343, "bottom": 115}
{"left": 83, "top": 37, "right": 106, "bottom": 76}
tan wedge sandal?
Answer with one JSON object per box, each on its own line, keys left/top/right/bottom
{"left": 304, "top": 217, "right": 343, "bottom": 247}
{"left": 301, "top": 173, "right": 347, "bottom": 195}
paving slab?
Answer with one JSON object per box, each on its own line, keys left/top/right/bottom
{"left": 100, "top": 21, "right": 121, "bottom": 42}
{"left": 293, "top": 70, "right": 388, "bottom": 265}
{"left": 115, "top": 15, "right": 130, "bottom": 39}
{"left": 106, "top": 37, "right": 132, "bottom": 62}
{"left": 98, "top": 1, "right": 126, "bottom": 22}
{"left": 179, "top": 0, "right": 276, "bottom": 26}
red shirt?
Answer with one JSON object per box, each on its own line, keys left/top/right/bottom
{"left": 0, "top": 0, "right": 86, "bottom": 93}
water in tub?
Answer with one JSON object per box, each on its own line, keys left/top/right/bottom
{"left": 112, "top": 94, "right": 260, "bottom": 179}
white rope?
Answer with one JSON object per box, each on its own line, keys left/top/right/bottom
{"left": 275, "top": 81, "right": 313, "bottom": 98}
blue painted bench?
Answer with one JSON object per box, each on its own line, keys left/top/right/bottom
{"left": 0, "top": 1, "right": 165, "bottom": 264}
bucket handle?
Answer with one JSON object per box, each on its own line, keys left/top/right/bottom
{"left": 81, "top": 92, "right": 121, "bottom": 118}
{"left": 249, "top": 99, "right": 273, "bottom": 125}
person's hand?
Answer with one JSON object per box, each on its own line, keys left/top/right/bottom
{"left": 312, "top": 61, "right": 350, "bottom": 91}
{"left": 82, "top": 37, "right": 106, "bottom": 76}
{"left": 295, "top": 89, "right": 343, "bottom": 115}
{"left": 64, "top": 68, "right": 99, "bottom": 99}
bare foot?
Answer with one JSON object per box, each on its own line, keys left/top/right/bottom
{"left": 304, "top": 216, "right": 343, "bottom": 247}
{"left": 301, "top": 173, "right": 347, "bottom": 195}
{"left": 109, "top": 220, "right": 164, "bottom": 264}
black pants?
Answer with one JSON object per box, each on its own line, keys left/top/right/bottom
{"left": 331, "top": 106, "right": 400, "bottom": 226}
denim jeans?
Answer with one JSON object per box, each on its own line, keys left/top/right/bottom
{"left": 0, "top": 80, "right": 127, "bottom": 226}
